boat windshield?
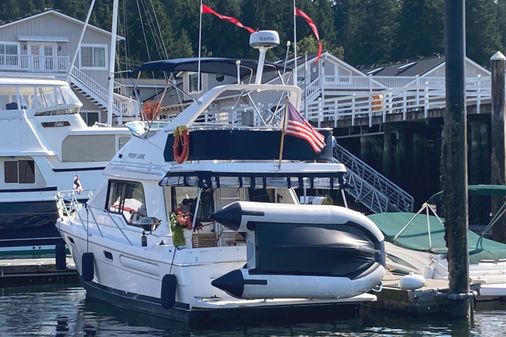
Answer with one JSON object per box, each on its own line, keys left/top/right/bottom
{"left": 160, "top": 171, "right": 345, "bottom": 190}
{"left": 12, "top": 85, "right": 82, "bottom": 115}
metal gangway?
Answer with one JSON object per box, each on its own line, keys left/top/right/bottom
{"left": 334, "top": 143, "right": 414, "bottom": 214}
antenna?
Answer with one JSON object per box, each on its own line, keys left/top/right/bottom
{"left": 249, "top": 30, "right": 280, "bottom": 85}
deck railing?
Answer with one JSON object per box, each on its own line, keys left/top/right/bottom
{"left": 304, "top": 75, "right": 491, "bottom": 127}
{"left": 0, "top": 54, "right": 69, "bottom": 72}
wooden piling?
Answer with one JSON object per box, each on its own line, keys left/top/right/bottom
{"left": 442, "top": 0, "right": 472, "bottom": 317}
{"left": 490, "top": 51, "right": 506, "bottom": 243}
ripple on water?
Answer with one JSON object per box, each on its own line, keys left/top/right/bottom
{"left": 0, "top": 285, "right": 505, "bottom": 336}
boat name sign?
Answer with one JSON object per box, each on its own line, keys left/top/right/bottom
{"left": 127, "top": 152, "right": 146, "bottom": 160}
{"left": 42, "top": 121, "right": 71, "bottom": 128}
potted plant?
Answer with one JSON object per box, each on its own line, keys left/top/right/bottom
{"left": 170, "top": 209, "right": 192, "bottom": 247}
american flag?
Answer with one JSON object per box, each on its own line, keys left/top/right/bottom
{"left": 73, "top": 175, "right": 83, "bottom": 194}
{"left": 285, "top": 102, "right": 325, "bottom": 153}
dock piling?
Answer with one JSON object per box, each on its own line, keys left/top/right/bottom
{"left": 490, "top": 51, "right": 506, "bottom": 243}
{"left": 442, "top": 0, "right": 472, "bottom": 318}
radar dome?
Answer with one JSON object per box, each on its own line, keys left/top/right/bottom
{"left": 249, "top": 30, "right": 280, "bottom": 49}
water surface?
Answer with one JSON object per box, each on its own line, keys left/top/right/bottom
{"left": 0, "top": 285, "right": 504, "bottom": 336}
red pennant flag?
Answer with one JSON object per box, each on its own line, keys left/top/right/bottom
{"left": 295, "top": 7, "right": 323, "bottom": 61}
{"left": 202, "top": 4, "right": 255, "bottom": 34}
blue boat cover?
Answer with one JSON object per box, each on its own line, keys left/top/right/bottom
{"left": 132, "top": 57, "right": 287, "bottom": 77}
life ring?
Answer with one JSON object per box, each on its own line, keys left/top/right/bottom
{"left": 173, "top": 126, "right": 190, "bottom": 163}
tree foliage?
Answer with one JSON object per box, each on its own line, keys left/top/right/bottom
{"left": 0, "top": 0, "right": 504, "bottom": 67}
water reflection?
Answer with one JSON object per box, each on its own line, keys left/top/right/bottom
{"left": 0, "top": 284, "right": 505, "bottom": 336}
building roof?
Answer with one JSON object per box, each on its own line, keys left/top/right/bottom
{"left": 359, "top": 55, "right": 445, "bottom": 77}
{"left": 0, "top": 9, "right": 125, "bottom": 41}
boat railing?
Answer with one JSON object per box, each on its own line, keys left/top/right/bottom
{"left": 56, "top": 191, "right": 171, "bottom": 246}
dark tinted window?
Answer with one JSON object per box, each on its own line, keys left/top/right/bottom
{"left": 4, "top": 161, "right": 17, "bottom": 183}
{"left": 18, "top": 160, "right": 35, "bottom": 183}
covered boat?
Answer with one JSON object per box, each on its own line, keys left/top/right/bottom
{"left": 369, "top": 185, "right": 506, "bottom": 300}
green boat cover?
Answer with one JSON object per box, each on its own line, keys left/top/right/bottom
{"left": 368, "top": 212, "right": 506, "bottom": 264}
{"left": 427, "top": 184, "right": 506, "bottom": 204}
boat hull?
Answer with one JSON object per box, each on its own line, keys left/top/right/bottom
{"left": 0, "top": 199, "right": 61, "bottom": 255}
{"left": 81, "top": 278, "right": 372, "bottom": 326}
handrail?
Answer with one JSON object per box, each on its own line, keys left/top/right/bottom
{"left": 334, "top": 145, "right": 414, "bottom": 213}
{"left": 69, "top": 66, "right": 139, "bottom": 118}
{"left": 303, "top": 75, "right": 491, "bottom": 127}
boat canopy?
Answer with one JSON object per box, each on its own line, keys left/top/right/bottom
{"left": 427, "top": 184, "right": 506, "bottom": 204}
{"left": 160, "top": 170, "right": 346, "bottom": 190}
{"left": 368, "top": 212, "right": 506, "bottom": 264}
{"left": 131, "top": 57, "right": 287, "bottom": 77}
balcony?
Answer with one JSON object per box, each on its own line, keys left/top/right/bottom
{"left": 0, "top": 54, "right": 69, "bottom": 73}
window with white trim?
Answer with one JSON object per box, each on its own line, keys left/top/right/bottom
{"left": 80, "top": 44, "right": 106, "bottom": 69}
{"left": 189, "top": 73, "right": 202, "bottom": 93}
{"left": 0, "top": 42, "right": 19, "bottom": 67}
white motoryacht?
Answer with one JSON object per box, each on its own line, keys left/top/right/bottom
{"left": 0, "top": 77, "right": 130, "bottom": 255}
{"left": 55, "top": 31, "right": 385, "bottom": 324}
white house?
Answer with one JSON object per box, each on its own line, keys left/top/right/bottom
{"left": 0, "top": 9, "right": 138, "bottom": 125}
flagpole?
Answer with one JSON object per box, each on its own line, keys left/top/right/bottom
{"left": 278, "top": 98, "right": 289, "bottom": 167}
{"left": 293, "top": 0, "right": 297, "bottom": 86}
{"left": 197, "top": 0, "right": 203, "bottom": 92}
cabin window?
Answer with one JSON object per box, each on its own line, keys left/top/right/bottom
{"left": 0, "top": 86, "right": 18, "bottom": 111}
{"left": 80, "top": 44, "right": 107, "bottom": 70}
{"left": 62, "top": 135, "right": 116, "bottom": 162}
{"left": 118, "top": 136, "right": 130, "bottom": 149}
{"left": 80, "top": 111, "right": 100, "bottom": 126}
{"left": 4, "top": 160, "right": 35, "bottom": 184}
{"left": 106, "top": 180, "right": 146, "bottom": 224}
{"left": 189, "top": 73, "right": 202, "bottom": 93}
{"left": 0, "top": 42, "right": 19, "bottom": 67}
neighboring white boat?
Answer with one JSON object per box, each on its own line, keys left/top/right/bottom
{"left": 55, "top": 31, "right": 385, "bottom": 324}
{"left": 369, "top": 186, "right": 506, "bottom": 301}
{"left": 0, "top": 77, "right": 131, "bottom": 255}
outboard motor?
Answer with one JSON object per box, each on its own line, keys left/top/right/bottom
{"left": 210, "top": 201, "right": 385, "bottom": 299}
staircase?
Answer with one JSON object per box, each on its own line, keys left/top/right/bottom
{"left": 69, "top": 66, "right": 140, "bottom": 124}
{"left": 333, "top": 144, "right": 414, "bottom": 214}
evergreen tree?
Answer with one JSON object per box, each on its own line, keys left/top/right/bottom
{"left": 395, "top": 0, "right": 444, "bottom": 61}
{"left": 0, "top": 0, "right": 21, "bottom": 22}
{"left": 466, "top": 0, "right": 502, "bottom": 65}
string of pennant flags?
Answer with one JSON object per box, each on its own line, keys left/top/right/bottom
{"left": 200, "top": 3, "right": 322, "bottom": 61}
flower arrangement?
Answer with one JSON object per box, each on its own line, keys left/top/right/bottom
{"left": 170, "top": 209, "right": 192, "bottom": 247}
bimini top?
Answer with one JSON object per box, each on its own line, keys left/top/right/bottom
{"left": 132, "top": 57, "right": 287, "bottom": 77}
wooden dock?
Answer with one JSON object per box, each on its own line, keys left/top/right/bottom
{"left": 364, "top": 272, "right": 478, "bottom": 316}
{"left": 0, "top": 257, "right": 78, "bottom": 287}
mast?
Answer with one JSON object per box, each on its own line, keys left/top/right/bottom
{"left": 107, "top": 0, "right": 120, "bottom": 126}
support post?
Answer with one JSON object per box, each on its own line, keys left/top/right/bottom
{"left": 490, "top": 51, "right": 506, "bottom": 243}
{"left": 442, "top": 0, "right": 471, "bottom": 317}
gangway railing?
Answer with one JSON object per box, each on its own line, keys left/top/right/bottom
{"left": 334, "top": 144, "right": 414, "bottom": 213}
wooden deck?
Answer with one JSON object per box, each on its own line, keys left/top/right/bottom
{"left": 0, "top": 257, "right": 78, "bottom": 287}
